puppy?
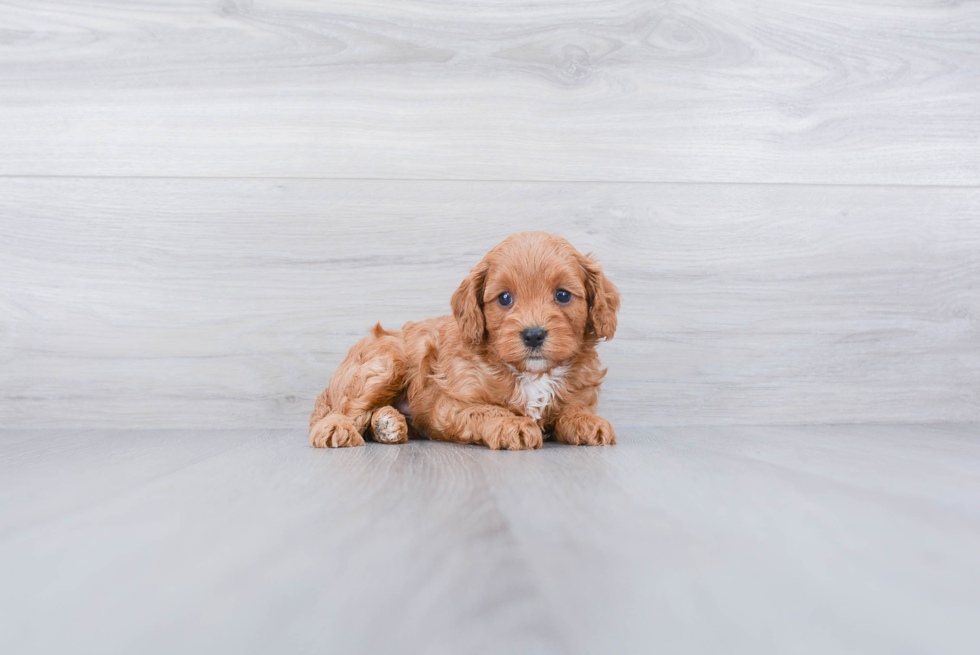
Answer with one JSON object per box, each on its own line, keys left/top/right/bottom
{"left": 309, "top": 231, "right": 620, "bottom": 450}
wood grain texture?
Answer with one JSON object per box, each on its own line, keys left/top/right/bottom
{"left": 2, "top": 425, "right": 979, "bottom": 654}
{"left": 1, "top": 178, "right": 977, "bottom": 428}
{"left": 1, "top": 1, "right": 978, "bottom": 183}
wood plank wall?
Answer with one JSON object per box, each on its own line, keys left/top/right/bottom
{"left": 1, "top": 1, "right": 978, "bottom": 428}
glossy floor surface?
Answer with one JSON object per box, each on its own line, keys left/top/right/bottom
{"left": 2, "top": 425, "right": 978, "bottom": 654}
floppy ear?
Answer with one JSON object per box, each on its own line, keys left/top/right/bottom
{"left": 452, "top": 261, "right": 490, "bottom": 345}
{"left": 579, "top": 253, "right": 621, "bottom": 341}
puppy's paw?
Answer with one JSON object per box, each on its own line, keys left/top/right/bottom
{"left": 371, "top": 406, "right": 409, "bottom": 444}
{"left": 310, "top": 414, "right": 365, "bottom": 448}
{"left": 555, "top": 413, "right": 616, "bottom": 446}
{"left": 487, "top": 415, "right": 543, "bottom": 451}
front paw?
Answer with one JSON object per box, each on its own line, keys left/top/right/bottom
{"left": 555, "top": 413, "right": 616, "bottom": 446}
{"left": 310, "top": 414, "right": 365, "bottom": 448}
{"left": 486, "top": 415, "right": 543, "bottom": 451}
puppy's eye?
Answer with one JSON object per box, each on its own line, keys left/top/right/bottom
{"left": 497, "top": 292, "right": 513, "bottom": 307}
{"left": 555, "top": 289, "right": 572, "bottom": 305}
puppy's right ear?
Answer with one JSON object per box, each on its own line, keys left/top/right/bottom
{"left": 452, "top": 261, "right": 490, "bottom": 345}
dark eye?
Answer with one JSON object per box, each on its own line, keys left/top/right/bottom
{"left": 497, "top": 292, "right": 513, "bottom": 307}
{"left": 555, "top": 289, "right": 572, "bottom": 304}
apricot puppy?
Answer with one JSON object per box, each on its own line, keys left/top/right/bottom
{"left": 310, "top": 231, "right": 620, "bottom": 450}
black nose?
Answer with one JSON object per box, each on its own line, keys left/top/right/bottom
{"left": 521, "top": 326, "right": 548, "bottom": 349}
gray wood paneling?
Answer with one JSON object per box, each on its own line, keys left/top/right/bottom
{"left": 1, "top": 1, "right": 978, "bottom": 427}
{"left": 2, "top": 425, "right": 979, "bottom": 654}
{"left": 1, "top": 178, "right": 977, "bottom": 428}
{"left": 1, "top": 1, "right": 978, "bottom": 183}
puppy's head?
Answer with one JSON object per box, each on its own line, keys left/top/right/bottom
{"left": 452, "top": 232, "right": 620, "bottom": 373}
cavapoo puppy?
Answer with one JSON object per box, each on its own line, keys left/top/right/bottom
{"left": 310, "top": 231, "right": 620, "bottom": 450}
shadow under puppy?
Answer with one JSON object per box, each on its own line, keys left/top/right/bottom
{"left": 310, "top": 231, "right": 620, "bottom": 450}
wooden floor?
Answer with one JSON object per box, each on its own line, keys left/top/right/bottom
{"left": 2, "top": 425, "right": 978, "bottom": 654}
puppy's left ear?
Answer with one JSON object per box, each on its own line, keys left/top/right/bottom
{"left": 452, "top": 261, "right": 490, "bottom": 345}
{"left": 579, "top": 253, "right": 620, "bottom": 341}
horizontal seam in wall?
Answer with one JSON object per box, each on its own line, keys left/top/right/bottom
{"left": 1, "top": 174, "right": 979, "bottom": 190}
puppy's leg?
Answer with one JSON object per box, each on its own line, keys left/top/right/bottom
{"left": 427, "top": 396, "right": 543, "bottom": 450}
{"left": 370, "top": 405, "right": 409, "bottom": 444}
{"left": 553, "top": 404, "right": 616, "bottom": 446}
{"left": 310, "top": 385, "right": 333, "bottom": 428}
{"left": 310, "top": 326, "right": 407, "bottom": 448}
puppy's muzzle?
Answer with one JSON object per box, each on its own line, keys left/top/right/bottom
{"left": 521, "top": 326, "right": 548, "bottom": 349}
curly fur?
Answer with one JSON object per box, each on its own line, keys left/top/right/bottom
{"left": 310, "top": 231, "right": 620, "bottom": 450}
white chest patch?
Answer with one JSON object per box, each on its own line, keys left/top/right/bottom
{"left": 514, "top": 366, "right": 568, "bottom": 421}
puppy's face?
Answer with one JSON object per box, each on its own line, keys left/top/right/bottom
{"left": 452, "top": 232, "right": 620, "bottom": 373}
